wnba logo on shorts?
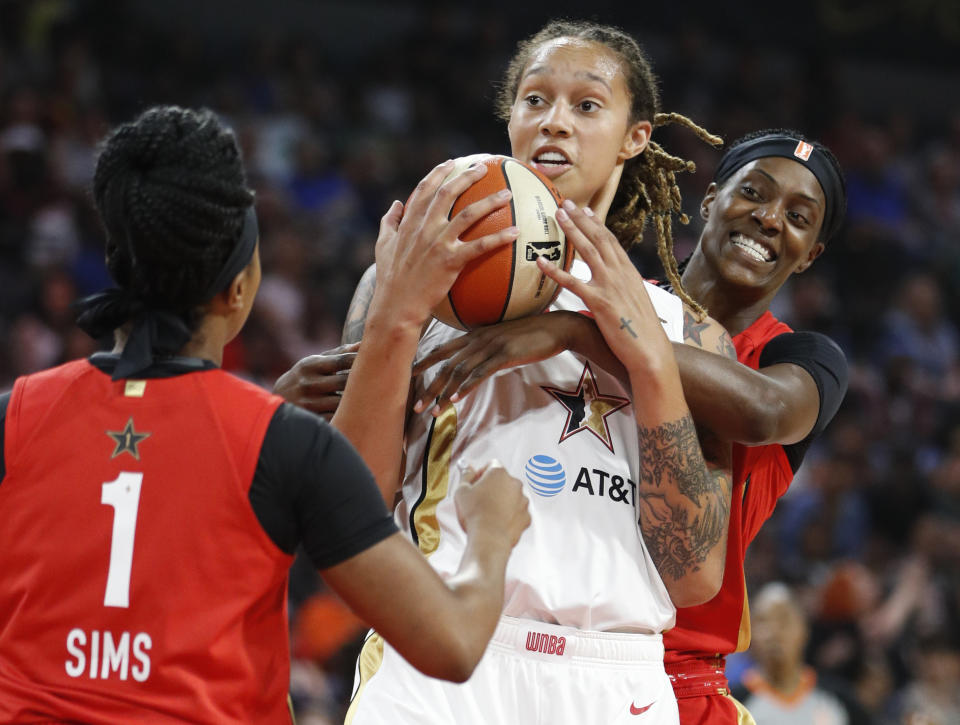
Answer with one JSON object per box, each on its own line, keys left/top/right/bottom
{"left": 524, "top": 455, "right": 566, "bottom": 497}
{"left": 525, "top": 631, "right": 566, "bottom": 656}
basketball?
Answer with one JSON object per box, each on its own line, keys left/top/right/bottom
{"left": 431, "top": 154, "right": 571, "bottom": 330}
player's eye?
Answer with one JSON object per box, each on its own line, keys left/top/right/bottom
{"left": 523, "top": 95, "right": 543, "bottom": 107}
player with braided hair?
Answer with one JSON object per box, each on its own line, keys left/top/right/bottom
{"left": 494, "top": 22, "right": 721, "bottom": 318}
{"left": 0, "top": 105, "right": 532, "bottom": 723}
{"left": 406, "top": 128, "right": 850, "bottom": 724}
{"left": 279, "top": 19, "right": 735, "bottom": 725}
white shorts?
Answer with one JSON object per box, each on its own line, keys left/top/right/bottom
{"left": 346, "top": 616, "right": 679, "bottom": 725}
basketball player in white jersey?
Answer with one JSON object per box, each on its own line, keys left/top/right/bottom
{"left": 278, "top": 20, "right": 736, "bottom": 725}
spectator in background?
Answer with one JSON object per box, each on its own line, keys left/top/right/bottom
{"left": 777, "top": 448, "right": 870, "bottom": 581}
{"left": 739, "top": 583, "right": 851, "bottom": 725}
{"left": 896, "top": 634, "right": 960, "bottom": 725}
{"left": 1, "top": 4, "right": 960, "bottom": 720}
{"left": 879, "top": 272, "right": 960, "bottom": 390}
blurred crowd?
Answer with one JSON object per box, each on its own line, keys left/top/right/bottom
{"left": 2, "top": 2, "right": 959, "bottom": 723}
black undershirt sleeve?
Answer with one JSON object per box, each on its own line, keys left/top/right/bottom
{"left": 758, "top": 331, "right": 849, "bottom": 472}
{"left": 249, "top": 402, "right": 398, "bottom": 569}
{"left": 0, "top": 391, "right": 9, "bottom": 484}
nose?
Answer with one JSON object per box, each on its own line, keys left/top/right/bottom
{"left": 751, "top": 203, "right": 783, "bottom": 237}
{"left": 539, "top": 104, "right": 572, "bottom": 138}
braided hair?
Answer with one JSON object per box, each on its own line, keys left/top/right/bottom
{"left": 496, "top": 20, "right": 722, "bottom": 314}
{"left": 93, "top": 105, "right": 254, "bottom": 325}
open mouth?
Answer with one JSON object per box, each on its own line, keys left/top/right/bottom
{"left": 730, "top": 232, "right": 775, "bottom": 263}
{"left": 531, "top": 150, "right": 571, "bottom": 177}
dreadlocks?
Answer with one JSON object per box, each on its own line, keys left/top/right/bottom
{"left": 497, "top": 19, "right": 722, "bottom": 318}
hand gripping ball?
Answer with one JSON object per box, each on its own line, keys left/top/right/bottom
{"left": 432, "top": 154, "right": 571, "bottom": 330}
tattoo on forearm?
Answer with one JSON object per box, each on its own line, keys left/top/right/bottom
{"left": 619, "top": 317, "right": 637, "bottom": 338}
{"left": 683, "top": 309, "right": 711, "bottom": 347}
{"left": 635, "top": 416, "right": 731, "bottom": 581}
{"left": 341, "top": 268, "right": 377, "bottom": 344}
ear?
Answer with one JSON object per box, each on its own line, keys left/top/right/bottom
{"left": 794, "top": 241, "right": 825, "bottom": 274}
{"left": 210, "top": 269, "right": 251, "bottom": 314}
{"left": 618, "top": 120, "right": 652, "bottom": 161}
{"left": 700, "top": 182, "right": 718, "bottom": 221}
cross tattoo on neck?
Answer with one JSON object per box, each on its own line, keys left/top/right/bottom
{"left": 620, "top": 317, "right": 638, "bottom": 338}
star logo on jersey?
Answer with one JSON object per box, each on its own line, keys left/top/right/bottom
{"left": 106, "top": 417, "right": 151, "bottom": 460}
{"left": 541, "top": 361, "right": 629, "bottom": 453}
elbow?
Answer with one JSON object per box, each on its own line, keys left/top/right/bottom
{"left": 414, "top": 613, "right": 486, "bottom": 682}
{"left": 669, "top": 582, "right": 719, "bottom": 609}
{"left": 738, "top": 392, "right": 786, "bottom": 445}
{"left": 441, "top": 657, "right": 480, "bottom": 684}
{"left": 422, "top": 634, "right": 482, "bottom": 683}
{"left": 667, "top": 565, "right": 724, "bottom": 609}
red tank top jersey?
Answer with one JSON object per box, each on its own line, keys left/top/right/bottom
{"left": 0, "top": 359, "right": 293, "bottom": 724}
{"left": 664, "top": 311, "right": 793, "bottom": 663}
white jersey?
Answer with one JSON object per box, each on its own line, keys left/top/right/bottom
{"left": 398, "top": 260, "right": 684, "bottom": 633}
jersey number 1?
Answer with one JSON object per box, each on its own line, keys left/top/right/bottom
{"left": 101, "top": 472, "right": 144, "bottom": 608}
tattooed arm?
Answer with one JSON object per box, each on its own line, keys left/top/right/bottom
{"left": 342, "top": 264, "right": 378, "bottom": 344}
{"left": 634, "top": 304, "right": 734, "bottom": 604}
{"left": 539, "top": 202, "right": 733, "bottom": 607}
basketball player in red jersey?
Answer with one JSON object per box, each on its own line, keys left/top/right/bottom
{"left": 658, "top": 130, "right": 848, "bottom": 724}
{"left": 410, "top": 129, "right": 849, "bottom": 724}
{"left": 0, "top": 106, "right": 531, "bottom": 723}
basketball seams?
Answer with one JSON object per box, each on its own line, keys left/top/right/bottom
{"left": 497, "top": 158, "right": 518, "bottom": 325}
{"left": 447, "top": 290, "right": 468, "bottom": 330}
{"left": 501, "top": 160, "right": 565, "bottom": 321}
{"left": 432, "top": 154, "right": 565, "bottom": 330}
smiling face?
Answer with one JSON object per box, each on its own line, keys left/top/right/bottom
{"left": 507, "top": 38, "right": 649, "bottom": 212}
{"left": 699, "top": 156, "right": 826, "bottom": 295}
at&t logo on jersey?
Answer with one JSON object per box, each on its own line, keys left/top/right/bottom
{"left": 524, "top": 455, "right": 636, "bottom": 507}
{"left": 524, "top": 455, "right": 566, "bottom": 497}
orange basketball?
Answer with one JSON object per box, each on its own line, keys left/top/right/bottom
{"left": 432, "top": 154, "right": 571, "bottom": 330}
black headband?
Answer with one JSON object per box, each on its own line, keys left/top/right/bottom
{"left": 76, "top": 205, "right": 259, "bottom": 380}
{"left": 202, "top": 205, "right": 259, "bottom": 299}
{"left": 713, "top": 135, "right": 845, "bottom": 243}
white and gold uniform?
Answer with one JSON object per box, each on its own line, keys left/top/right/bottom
{"left": 348, "top": 261, "right": 685, "bottom": 725}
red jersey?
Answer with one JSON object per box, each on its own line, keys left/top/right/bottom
{"left": 664, "top": 311, "right": 793, "bottom": 662}
{"left": 0, "top": 359, "right": 293, "bottom": 723}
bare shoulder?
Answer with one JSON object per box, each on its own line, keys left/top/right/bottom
{"left": 342, "top": 263, "right": 378, "bottom": 344}
{"left": 681, "top": 305, "right": 736, "bottom": 360}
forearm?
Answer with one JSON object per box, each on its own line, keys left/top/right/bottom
{"left": 674, "top": 340, "right": 829, "bottom": 446}
{"left": 577, "top": 322, "right": 769, "bottom": 444}
{"left": 435, "top": 530, "right": 513, "bottom": 676}
{"left": 324, "top": 531, "right": 512, "bottom": 682}
{"left": 342, "top": 264, "right": 377, "bottom": 344}
{"left": 332, "top": 311, "right": 419, "bottom": 504}
{"left": 631, "top": 363, "right": 731, "bottom": 608}
{"left": 383, "top": 532, "right": 511, "bottom": 682}
{"left": 672, "top": 342, "right": 778, "bottom": 444}
{"left": 560, "top": 311, "right": 629, "bottom": 385}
